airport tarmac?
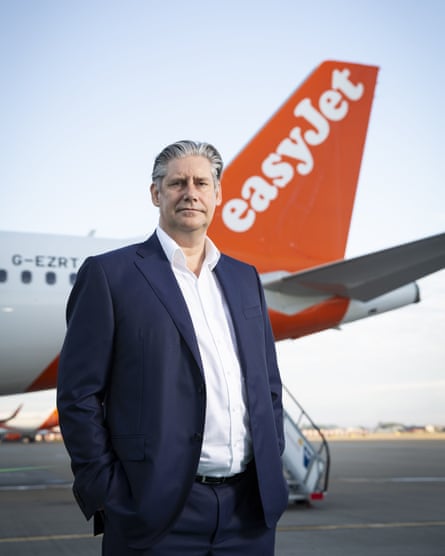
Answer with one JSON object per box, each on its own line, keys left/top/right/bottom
{"left": 0, "top": 438, "right": 444, "bottom": 555}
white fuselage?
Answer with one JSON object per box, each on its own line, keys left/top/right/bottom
{"left": 0, "top": 231, "right": 134, "bottom": 394}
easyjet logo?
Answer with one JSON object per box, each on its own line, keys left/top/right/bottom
{"left": 222, "top": 68, "right": 365, "bottom": 232}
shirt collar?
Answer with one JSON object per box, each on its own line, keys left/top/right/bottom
{"left": 156, "top": 226, "right": 220, "bottom": 271}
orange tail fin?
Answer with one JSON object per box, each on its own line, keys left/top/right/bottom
{"left": 212, "top": 61, "right": 379, "bottom": 272}
{"left": 39, "top": 408, "right": 59, "bottom": 430}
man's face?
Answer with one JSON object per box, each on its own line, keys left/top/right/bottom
{"left": 150, "top": 155, "right": 222, "bottom": 241}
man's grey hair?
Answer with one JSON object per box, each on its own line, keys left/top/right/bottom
{"left": 151, "top": 140, "right": 223, "bottom": 191}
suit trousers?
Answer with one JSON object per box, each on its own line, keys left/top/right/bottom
{"left": 101, "top": 464, "right": 276, "bottom": 555}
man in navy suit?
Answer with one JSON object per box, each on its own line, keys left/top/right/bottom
{"left": 57, "top": 140, "right": 289, "bottom": 555}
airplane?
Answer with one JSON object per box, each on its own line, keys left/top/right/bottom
{"left": 0, "top": 390, "right": 59, "bottom": 441}
{"left": 1, "top": 60, "right": 445, "bottom": 396}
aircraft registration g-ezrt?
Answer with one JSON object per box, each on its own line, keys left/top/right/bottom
{"left": 1, "top": 60, "right": 445, "bottom": 396}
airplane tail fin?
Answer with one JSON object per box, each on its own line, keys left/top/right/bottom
{"left": 211, "top": 61, "right": 379, "bottom": 272}
{"left": 0, "top": 404, "right": 23, "bottom": 425}
{"left": 39, "top": 408, "right": 59, "bottom": 430}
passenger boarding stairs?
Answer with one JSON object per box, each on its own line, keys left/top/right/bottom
{"left": 282, "top": 385, "right": 330, "bottom": 502}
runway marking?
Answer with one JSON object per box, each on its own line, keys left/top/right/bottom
{"left": 277, "top": 521, "right": 445, "bottom": 532}
{"left": 0, "top": 483, "right": 71, "bottom": 491}
{"left": 0, "top": 465, "right": 53, "bottom": 473}
{"left": 1, "top": 522, "right": 444, "bottom": 543}
{"left": 338, "top": 476, "right": 445, "bottom": 483}
{"left": 0, "top": 533, "right": 92, "bottom": 544}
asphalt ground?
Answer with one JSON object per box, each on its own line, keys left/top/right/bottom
{"left": 0, "top": 438, "right": 444, "bottom": 555}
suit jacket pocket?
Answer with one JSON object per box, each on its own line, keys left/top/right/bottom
{"left": 111, "top": 435, "right": 145, "bottom": 461}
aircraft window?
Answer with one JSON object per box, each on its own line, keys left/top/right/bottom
{"left": 0, "top": 269, "right": 7, "bottom": 282}
{"left": 21, "top": 270, "right": 32, "bottom": 284}
{"left": 69, "top": 273, "right": 77, "bottom": 285}
{"left": 46, "top": 271, "right": 57, "bottom": 285}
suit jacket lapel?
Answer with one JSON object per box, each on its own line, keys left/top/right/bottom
{"left": 134, "top": 234, "right": 203, "bottom": 373}
{"left": 214, "top": 258, "right": 249, "bottom": 371}
{"left": 214, "top": 259, "right": 241, "bottom": 320}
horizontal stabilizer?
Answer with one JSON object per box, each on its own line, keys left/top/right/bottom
{"left": 264, "top": 232, "right": 445, "bottom": 301}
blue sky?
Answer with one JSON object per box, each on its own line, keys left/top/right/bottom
{"left": 1, "top": 0, "right": 444, "bottom": 426}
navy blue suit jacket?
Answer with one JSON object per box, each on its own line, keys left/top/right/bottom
{"left": 57, "top": 233, "right": 288, "bottom": 549}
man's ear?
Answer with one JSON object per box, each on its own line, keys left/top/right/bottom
{"left": 216, "top": 187, "right": 222, "bottom": 206}
{"left": 150, "top": 183, "right": 160, "bottom": 206}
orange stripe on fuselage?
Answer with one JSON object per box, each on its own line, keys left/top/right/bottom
{"left": 270, "top": 297, "right": 350, "bottom": 341}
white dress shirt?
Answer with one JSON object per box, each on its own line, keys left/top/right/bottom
{"left": 156, "top": 227, "right": 253, "bottom": 476}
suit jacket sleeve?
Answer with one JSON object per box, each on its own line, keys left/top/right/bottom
{"left": 57, "top": 256, "right": 117, "bottom": 520}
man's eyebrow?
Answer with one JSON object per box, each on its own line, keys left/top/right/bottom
{"left": 166, "top": 175, "right": 211, "bottom": 182}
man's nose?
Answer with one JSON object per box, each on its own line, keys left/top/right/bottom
{"left": 183, "top": 181, "right": 198, "bottom": 200}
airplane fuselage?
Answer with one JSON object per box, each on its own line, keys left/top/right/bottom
{"left": 0, "top": 232, "right": 130, "bottom": 394}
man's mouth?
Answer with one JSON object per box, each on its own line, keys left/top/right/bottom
{"left": 177, "top": 207, "right": 204, "bottom": 213}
